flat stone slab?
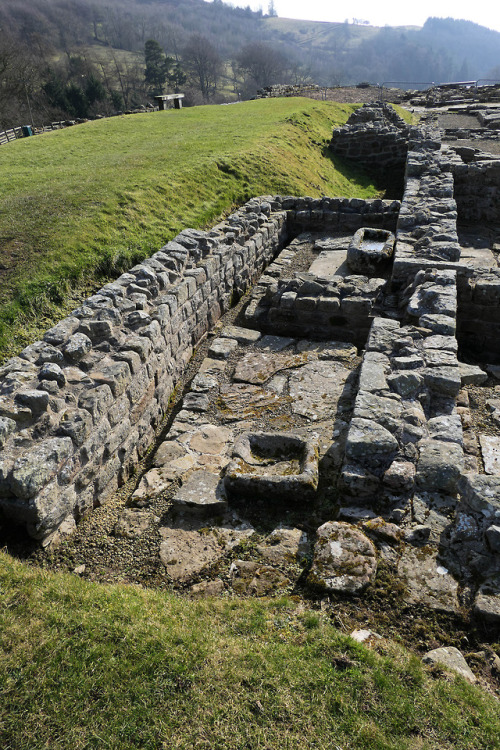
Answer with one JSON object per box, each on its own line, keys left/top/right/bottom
{"left": 422, "top": 647, "right": 476, "bottom": 683}
{"left": 479, "top": 435, "right": 500, "bottom": 475}
{"left": 233, "top": 351, "right": 306, "bottom": 385}
{"left": 217, "top": 384, "right": 280, "bottom": 421}
{"left": 208, "top": 337, "right": 238, "bottom": 359}
{"left": 308, "top": 249, "right": 349, "bottom": 279}
{"left": 220, "top": 326, "right": 261, "bottom": 345}
{"left": 308, "top": 521, "right": 377, "bottom": 593}
{"left": 397, "top": 548, "right": 459, "bottom": 613}
{"left": 458, "top": 362, "right": 487, "bottom": 386}
{"left": 474, "top": 577, "right": 500, "bottom": 623}
{"left": 171, "top": 470, "right": 228, "bottom": 517}
{"left": 289, "top": 360, "right": 351, "bottom": 421}
{"left": 229, "top": 559, "right": 291, "bottom": 596}
{"left": 160, "top": 517, "right": 254, "bottom": 582}
{"left": 256, "top": 335, "right": 295, "bottom": 352}
{"left": 296, "top": 339, "right": 357, "bottom": 360}
{"left": 256, "top": 526, "right": 309, "bottom": 564}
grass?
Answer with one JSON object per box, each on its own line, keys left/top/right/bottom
{"left": 0, "top": 551, "right": 499, "bottom": 750}
{"left": 0, "top": 97, "right": 376, "bottom": 362}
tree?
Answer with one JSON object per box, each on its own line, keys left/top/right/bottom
{"left": 236, "top": 42, "right": 289, "bottom": 90}
{"left": 144, "top": 39, "right": 172, "bottom": 97}
{"left": 182, "top": 34, "right": 221, "bottom": 102}
{"left": 267, "top": 1, "right": 278, "bottom": 17}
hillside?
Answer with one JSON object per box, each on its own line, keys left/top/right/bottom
{"left": 1, "top": 0, "right": 500, "bottom": 128}
{"left": 0, "top": 97, "right": 377, "bottom": 362}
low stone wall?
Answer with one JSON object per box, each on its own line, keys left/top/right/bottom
{"left": 329, "top": 102, "right": 409, "bottom": 171}
{"left": 243, "top": 197, "right": 399, "bottom": 346}
{"left": 457, "top": 268, "right": 500, "bottom": 362}
{"left": 0, "top": 198, "right": 288, "bottom": 543}
{"left": 452, "top": 152, "right": 500, "bottom": 223}
{"left": 342, "top": 268, "right": 464, "bottom": 509}
{"left": 249, "top": 272, "right": 387, "bottom": 347}
{"left": 392, "top": 119, "right": 463, "bottom": 286}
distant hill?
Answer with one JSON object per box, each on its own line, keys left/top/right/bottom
{"left": 1, "top": 0, "right": 500, "bottom": 128}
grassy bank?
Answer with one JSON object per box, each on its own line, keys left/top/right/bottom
{"left": 0, "top": 98, "right": 376, "bottom": 362}
{"left": 0, "top": 552, "right": 498, "bottom": 750}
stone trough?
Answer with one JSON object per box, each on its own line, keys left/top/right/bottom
{"left": 224, "top": 431, "right": 319, "bottom": 502}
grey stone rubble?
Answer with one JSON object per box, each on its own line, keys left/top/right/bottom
{"left": 1, "top": 99, "right": 500, "bottom": 648}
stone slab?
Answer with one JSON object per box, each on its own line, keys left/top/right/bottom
{"left": 397, "top": 548, "right": 459, "bottom": 613}
{"left": 308, "top": 521, "right": 377, "bottom": 593}
{"left": 308, "top": 249, "right": 349, "bottom": 279}
{"left": 479, "top": 435, "right": 500, "bottom": 475}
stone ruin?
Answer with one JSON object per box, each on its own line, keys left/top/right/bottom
{"left": 1, "top": 101, "right": 500, "bottom": 626}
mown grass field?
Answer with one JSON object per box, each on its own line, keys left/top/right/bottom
{"left": 1, "top": 552, "right": 499, "bottom": 750}
{"left": 0, "top": 97, "right": 375, "bottom": 362}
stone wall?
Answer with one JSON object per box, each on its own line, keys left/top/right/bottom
{"left": 0, "top": 198, "right": 287, "bottom": 544}
{"left": 329, "top": 102, "right": 410, "bottom": 172}
{"left": 341, "top": 269, "right": 463, "bottom": 508}
{"left": 243, "top": 197, "right": 399, "bottom": 346}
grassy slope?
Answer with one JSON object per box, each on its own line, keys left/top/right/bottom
{"left": 0, "top": 97, "right": 373, "bottom": 362}
{"left": 0, "top": 552, "right": 499, "bottom": 750}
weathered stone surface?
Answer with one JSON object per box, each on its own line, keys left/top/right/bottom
{"left": 160, "top": 519, "right": 254, "bottom": 582}
{"left": 256, "top": 335, "right": 295, "bottom": 351}
{"left": 458, "top": 362, "right": 487, "bottom": 386}
{"left": 171, "top": 470, "right": 227, "bottom": 517}
{"left": 233, "top": 351, "right": 304, "bottom": 385}
{"left": 458, "top": 474, "right": 500, "bottom": 515}
{"left": 15, "top": 390, "right": 49, "bottom": 415}
{"left": 63, "top": 332, "right": 92, "bottom": 362}
{"left": 132, "top": 460, "right": 196, "bottom": 500}
{"left": 182, "top": 392, "right": 210, "bottom": 412}
{"left": 424, "top": 366, "right": 461, "bottom": 397}
{"left": 296, "top": 339, "right": 357, "bottom": 360}
{"left": 220, "top": 325, "right": 261, "bottom": 344}
{"left": 217, "top": 384, "right": 280, "bottom": 421}
{"left": 189, "top": 579, "right": 225, "bottom": 597}
{"left": 208, "top": 337, "right": 238, "bottom": 359}
{"left": 354, "top": 392, "right": 402, "bottom": 432}
{"left": 308, "top": 521, "right": 377, "bottom": 593}
{"left": 383, "top": 460, "right": 416, "bottom": 490}
{"left": 256, "top": 526, "right": 309, "bottom": 564}
{"left": 485, "top": 525, "right": 500, "bottom": 553}
{"left": 397, "top": 548, "right": 459, "bottom": 612}
{"left": 289, "top": 360, "right": 350, "bottom": 421}
{"left": 416, "top": 440, "right": 464, "bottom": 493}
{"left": 114, "top": 509, "right": 152, "bottom": 538}
{"left": 10, "top": 437, "right": 73, "bottom": 500}
{"left": 474, "top": 577, "right": 500, "bottom": 623}
{"left": 229, "top": 559, "right": 291, "bottom": 596}
{"left": 479, "top": 435, "right": 500, "bottom": 475}
{"left": 422, "top": 647, "right": 476, "bottom": 683}
{"left": 427, "top": 415, "right": 463, "bottom": 445}
{"left": 345, "top": 418, "right": 399, "bottom": 469}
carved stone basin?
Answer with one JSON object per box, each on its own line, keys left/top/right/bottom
{"left": 224, "top": 432, "right": 319, "bottom": 501}
{"left": 347, "top": 227, "right": 395, "bottom": 274}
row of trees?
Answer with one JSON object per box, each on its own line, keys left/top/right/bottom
{"left": 0, "top": 27, "right": 299, "bottom": 128}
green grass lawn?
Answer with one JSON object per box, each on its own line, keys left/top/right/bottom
{"left": 0, "top": 97, "right": 375, "bottom": 362}
{"left": 0, "top": 552, "right": 499, "bottom": 750}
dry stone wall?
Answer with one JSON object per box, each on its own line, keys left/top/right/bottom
{"left": 0, "top": 199, "right": 287, "bottom": 543}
